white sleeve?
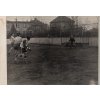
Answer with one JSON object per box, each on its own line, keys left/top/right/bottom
{"left": 20, "top": 42, "right": 23, "bottom": 48}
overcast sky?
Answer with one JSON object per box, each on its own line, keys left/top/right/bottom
{"left": 7, "top": 16, "right": 98, "bottom": 25}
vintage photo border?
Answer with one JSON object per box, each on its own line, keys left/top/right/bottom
{"left": 0, "top": 16, "right": 7, "bottom": 85}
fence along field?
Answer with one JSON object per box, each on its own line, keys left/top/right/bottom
{"left": 7, "top": 37, "right": 98, "bottom": 47}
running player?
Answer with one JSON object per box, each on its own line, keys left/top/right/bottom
{"left": 20, "top": 36, "right": 31, "bottom": 58}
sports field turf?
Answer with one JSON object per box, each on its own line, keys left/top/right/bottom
{"left": 7, "top": 44, "right": 98, "bottom": 85}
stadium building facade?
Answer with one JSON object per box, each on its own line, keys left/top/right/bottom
{"left": 7, "top": 18, "right": 48, "bottom": 37}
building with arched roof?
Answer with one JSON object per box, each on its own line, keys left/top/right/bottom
{"left": 50, "top": 16, "right": 75, "bottom": 37}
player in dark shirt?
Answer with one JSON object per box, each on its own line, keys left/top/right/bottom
{"left": 69, "top": 35, "right": 75, "bottom": 48}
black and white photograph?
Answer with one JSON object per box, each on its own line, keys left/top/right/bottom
{"left": 7, "top": 16, "right": 98, "bottom": 85}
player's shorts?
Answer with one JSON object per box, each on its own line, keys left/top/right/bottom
{"left": 22, "top": 46, "right": 27, "bottom": 53}
{"left": 14, "top": 43, "right": 20, "bottom": 50}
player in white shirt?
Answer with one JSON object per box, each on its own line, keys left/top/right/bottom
{"left": 20, "top": 36, "right": 31, "bottom": 58}
{"left": 8, "top": 33, "right": 22, "bottom": 55}
{"left": 8, "top": 33, "right": 22, "bottom": 61}
{"left": 14, "top": 35, "right": 22, "bottom": 44}
{"left": 13, "top": 33, "right": 22, "bottom": 61}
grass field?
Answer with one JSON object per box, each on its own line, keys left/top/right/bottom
{"left": 7, "top": 44, "right": 98, "bottom": 85}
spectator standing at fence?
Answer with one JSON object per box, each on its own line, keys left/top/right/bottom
{"left": 69, "top": 35, "right": 75, "bottom": 48}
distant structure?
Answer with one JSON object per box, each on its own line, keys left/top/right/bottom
{"left": 7, "top": 16, "right": 98, "bottom": 38}
{"left": 7, "top": 18, "right": 48, "bottom": 38}
{"left": 7, "top": 20, "right": 30, "bottom": 35}
{"left": 50, "top": 16, "right": 75, "bottom": 37}
{"left": 27, "top": 18, "right": 48, "bottom": 37}
{"left": 9, "top": 23, "right": 17, "bottom": 35}
{"left": 71, "top": 16, "right": 78, "bottom": 26}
